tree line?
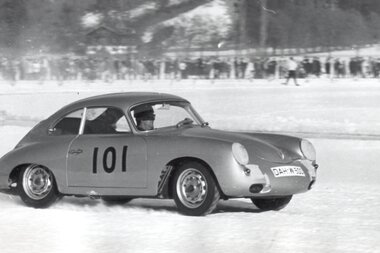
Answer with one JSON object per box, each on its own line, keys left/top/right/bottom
{"left": 235, "top": 0, "right": 380, "bottom": 50}
{"left": 0, "top": 0, "right": 379, "bottom": 56}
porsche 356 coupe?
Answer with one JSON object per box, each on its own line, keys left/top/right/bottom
{"left": 0, "top": 92, "right": 318, "bottom": 216}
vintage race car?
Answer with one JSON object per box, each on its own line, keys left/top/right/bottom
{"left": 0, "top": 92, "right": 318, "bottom": 216}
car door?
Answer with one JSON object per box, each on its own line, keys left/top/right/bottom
{"left": 66, "top": 107, "right": 147, "bottom": 189}
{"left": 47, "top": 108, "right": 86, "bottom": 184}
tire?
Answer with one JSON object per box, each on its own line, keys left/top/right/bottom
{"left": 251, "top": 195, "right": 293, "bottom": 211}
{"left": 102, "top": 196, "right": 133, "bottom": 205}
{"left": 173, "top": 162, "right": 220, "bottom": 216}
{"left": 17, "top": 164, "right": 59, "bottom": 208}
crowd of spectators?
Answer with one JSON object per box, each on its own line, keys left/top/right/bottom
{"left": 1, "top": 54, "right": 380, "bottom": 84}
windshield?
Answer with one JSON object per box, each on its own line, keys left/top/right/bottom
{"left": 130, "top": 101, "right": 203, "bottom": 131}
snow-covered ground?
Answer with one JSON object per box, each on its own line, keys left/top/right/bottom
{"left": 0, "top": 78, "right": 379, "bottom": 253}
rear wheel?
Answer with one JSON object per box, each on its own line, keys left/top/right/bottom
{"left": 17, "top": 164, "right": 59, "bottom": 208}
{"left": 173, "top": 162, "right": 220, "bottom": 216}
{"left": 251, "top": 195, "right": 293, "bottom": 211}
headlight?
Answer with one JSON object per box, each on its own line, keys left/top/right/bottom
{"left": 300, "top": 139, "right": 316, "bottom": 161}
{"left": 232, "top": 143, "right": 249, "bottom": 165}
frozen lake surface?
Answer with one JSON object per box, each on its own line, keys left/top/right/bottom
{"left": 0, "top": 79, "right": 379, "bottom": 253}
{"left": 1, "top": 78, "right": 380, "bottom": 137}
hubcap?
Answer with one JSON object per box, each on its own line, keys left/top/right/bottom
{"left": 177, "top": 169, "right": 208, "bottom": 208}
{"left": 23, "top": 165, "right": 53, "bottom": 200}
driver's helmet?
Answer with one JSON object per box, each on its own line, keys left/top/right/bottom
{"left": 133, "top": 105, "right": 155, "bottom": 121}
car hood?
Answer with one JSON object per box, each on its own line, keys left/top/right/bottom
{"left": 180, "top": 127, "right": 303, "bottom": 163}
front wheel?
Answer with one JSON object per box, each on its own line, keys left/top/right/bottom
{"left": 173, "top": 162, "right": 220, "bottom": 216}
{"left": 17, "top": 164, "right": 59, "bottom": 208}
{"left": 251, "top": 195, "right": 293, "bottom": 211}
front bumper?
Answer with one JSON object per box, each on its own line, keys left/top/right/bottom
{"left": 219, "top": 159, "right": 318, "bottom": 198}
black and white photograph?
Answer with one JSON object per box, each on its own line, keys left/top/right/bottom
{"left": 0, "top": 1, "right": 379, "bottom": 252}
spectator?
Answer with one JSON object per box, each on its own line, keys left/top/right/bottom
{"left": 178, "top": 59, "right": 187, "bottom": 79}
{"left": 282, "top": 57, "right": 300, "bottom": 86}
{"left": 2, "top": 52, "right": 380, "bottom": 83}
{"left": 325, "top": 57, "right": 331, "bottom": 76}
{"left": 312, "top": 57, "right": 321, "bottom": 77}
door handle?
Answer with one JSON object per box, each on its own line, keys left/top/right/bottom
{"left": 69, "top": 149, "right": 83, "bottom": 155}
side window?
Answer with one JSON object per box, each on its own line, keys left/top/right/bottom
{"left": 131, "top": 102, "right": 196, "bottom": 131}
{"left": 154, "top": 105, "right": 187, "bottom": 128}
{"left": 53, "top": 109, "right": 84, "bottom": 135}
{"left": 83, "top": 107, "right": 130, "bottom": 135}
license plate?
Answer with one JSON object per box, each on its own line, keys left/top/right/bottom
{"left": 271, "top": 166, "right": 305, "bottom": 177}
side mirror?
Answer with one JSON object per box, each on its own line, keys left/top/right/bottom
{"left": 201, "top": 122, "right": 209, "bottom": 127}
{"left": 48, "top": 128, "right": 56, "bottom": 135}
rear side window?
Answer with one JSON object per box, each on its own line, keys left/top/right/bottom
{"left": 83, "top": 107, "right": 130, "bottom": 134}
{"left": 53, "top": 109, "right": 84, "bottom": 135}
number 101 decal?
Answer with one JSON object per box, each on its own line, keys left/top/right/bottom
{"left": 93, "top": 146, "right": 128, "bottom": 174}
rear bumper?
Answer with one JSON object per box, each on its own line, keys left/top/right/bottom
{"left": 0, "top": 170, "right": 16, "bottom": 195}
{"left": 0, "top": 188, "right": 17, "bottom": 195}
{"left": 0, "top": 172, "right": 10, "bottom": 189}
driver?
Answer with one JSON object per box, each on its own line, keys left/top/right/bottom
{"left": 133, "top": 105, "right": 155, "bottom": 131}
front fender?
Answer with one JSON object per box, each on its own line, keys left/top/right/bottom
{"left": 145, "top": 135, "right": 241, "bottom": 195}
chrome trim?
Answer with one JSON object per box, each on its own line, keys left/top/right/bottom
{"left": 78, "top": 107, "right": 87, "bottom": 135}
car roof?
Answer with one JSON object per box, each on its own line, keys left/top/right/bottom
{"left": 51, "top": 92, "right": 189, "bottom": 118}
